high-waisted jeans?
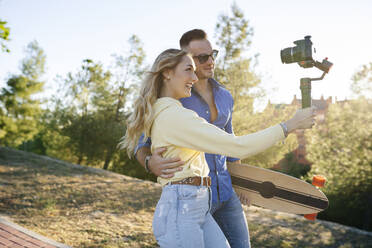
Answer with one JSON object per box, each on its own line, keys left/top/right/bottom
{"left": 152, "top": 184, "right": 230, "bottom": 248}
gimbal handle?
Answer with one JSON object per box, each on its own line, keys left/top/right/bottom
{"left": 300, "top": 72, "right": 326, "bottom": 108}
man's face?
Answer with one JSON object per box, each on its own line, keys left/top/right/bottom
{"left": 186, "top": 39, "right": 216, "bottom": 80}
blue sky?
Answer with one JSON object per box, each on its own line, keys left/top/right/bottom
{"left": 1, "top": 0, "right": 371, "bottom": 108}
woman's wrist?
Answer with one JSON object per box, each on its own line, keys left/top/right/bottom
{"left": 280, "top": 122, "right": 289, "bottom": 137}
{"left": 283, "top": 119, "right": 296, "bottom": 134}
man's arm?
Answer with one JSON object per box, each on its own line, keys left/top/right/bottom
{"left": 135, "top": 146, "right": 184, "bottom": 178}
{"left": 225, "top": 104, "right": 241, "bottom": 164}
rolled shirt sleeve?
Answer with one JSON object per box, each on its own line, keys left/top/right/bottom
{"left": 224, "top": 108, "right": 240, "bottom": 163}
{"left": 134, "top": 133, "right": 152, "bottom": 158}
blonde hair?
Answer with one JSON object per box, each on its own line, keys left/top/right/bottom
{"left": 120, "top": 48, "right": 188, "bottom": 157}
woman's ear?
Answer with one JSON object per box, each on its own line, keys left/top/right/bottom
{"left": 162, "top": 69, "right": 171, "bottom": 80}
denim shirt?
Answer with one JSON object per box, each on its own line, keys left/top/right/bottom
{"left": 135, "top": 78, "right": 239, "bottom": 203}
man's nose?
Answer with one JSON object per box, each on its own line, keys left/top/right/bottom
{"left": 206, "top": 55, "right": 215, "bottom": 65}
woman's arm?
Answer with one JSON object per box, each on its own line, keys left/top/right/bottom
{"left": 153, "top": 106, "right": 285, "bottom": 159}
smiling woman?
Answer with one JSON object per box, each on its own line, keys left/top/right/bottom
{"left": 160, "top": 53, "right": 198, "bottom": 99}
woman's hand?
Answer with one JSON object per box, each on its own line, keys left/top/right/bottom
{"left": 284, "top": 106, "right": 316, "bottom": 133}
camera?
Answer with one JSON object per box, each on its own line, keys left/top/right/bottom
{"left": 280, "top": 35, "right": 332, "bottom": 73}
{"left": 281, "top": 35, "right": 313, "bottom": 67}
{"left": 280, "top": 35, "right": 333, "bottom": 108}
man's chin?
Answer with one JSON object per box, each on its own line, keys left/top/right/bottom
{"left": 204, "top": 71, "right": 214, "bottom": 79}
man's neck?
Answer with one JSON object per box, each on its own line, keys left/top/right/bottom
{"left": 194, "top": 78, "right": 211, "bottom": 94}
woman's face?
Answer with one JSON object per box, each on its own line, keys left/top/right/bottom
{"left": 166, "top": 55, "right": 198, "bottom": 99}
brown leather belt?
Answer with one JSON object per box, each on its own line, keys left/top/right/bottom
{"left": 171, "top": 176, "right": 211, "bottom": 187}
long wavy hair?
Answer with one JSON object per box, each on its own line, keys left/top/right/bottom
{"left": 120, "top": 48, "right": 188, "bottom": 157}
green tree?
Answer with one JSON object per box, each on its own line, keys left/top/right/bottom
{"left": 351, "top": 62, "right": 372, "bottom": 99}
{"left": 46, "top": 35, "right": 147, "bottom": 172}
{"left": 214, "top": 2, "right": 262, "bottom": 117}
{"left": 54, "top": 59, "right": 113, "bottom": 165}
{"left": 306, "top": 98, "right": 372, "bottom": 230}
{"left": 241, "top": 103, "right": 299, "bottom": 168}
{"left": 214, "top": 3, "right": 297, "bottom": 169}
{"left": 0, "top": 41, "right": 45, "bottom": 147}
{"left": 111, "top": 34, "right": 147, "bottom": 113}
{"left": 0, "top": 19, "right": 10, "bottom": 52}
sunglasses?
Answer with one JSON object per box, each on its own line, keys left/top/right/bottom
{"left": 193, "top": 49, "right": 219, "bottom": 64}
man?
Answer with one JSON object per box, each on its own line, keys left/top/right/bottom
{"left": 135, "top": 29, "right": 251, "bottom": 248}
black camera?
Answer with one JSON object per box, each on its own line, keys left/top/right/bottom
{"left": 280, "top": 35, "right": 332, "bottom": 73}
{"left": 281, "top": 35, "right": 313, "bottom": 67}
{"left": 280, "top": 35, "right": 333, "bottom": 109}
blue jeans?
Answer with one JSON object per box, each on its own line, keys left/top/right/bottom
{"left": 210, "top": 191, "right": 251, "bottom": 248}
{"left": 152, "top": 184, "right": 230, "bottom": 248}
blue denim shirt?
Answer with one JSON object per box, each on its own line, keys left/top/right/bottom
{"left": 135, "top": 78, "right": 239, "bottom": 203}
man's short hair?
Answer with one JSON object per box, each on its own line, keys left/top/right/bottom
{"left": 179, "top": 29, "right": 207, "bottom": 49}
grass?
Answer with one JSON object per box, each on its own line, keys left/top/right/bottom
{"left": 0, "top": 146, "right": 371, "bottom": 248}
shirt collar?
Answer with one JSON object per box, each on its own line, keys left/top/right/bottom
{"left": 191, "top": 78, "right": 224, "bottom": 94}
{"left": 208, "top": 78, "right": 225, "bottom": 90}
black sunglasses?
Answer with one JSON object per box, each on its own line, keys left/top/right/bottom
{"left": 193, "top": 49, "right": 219, "bottom": 64}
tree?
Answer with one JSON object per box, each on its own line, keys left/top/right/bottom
{"left": 0, "top": 19, "right": 10, "bottom": 52}
{"left": 306, "top": 98, "right": 372, "bottom": 230}
{"left": 46, "top": 35, "right": 147, "bottom": 171}
{"left": 214, "top": 3, "right": 297, "bottom": 169}
{"left": 54, "top": 59, "right": 113, "bottom": 165}
{"left": 241, "top": 103, "right": 299, "bottom": 168}
{"left": 351, "top": 62, "right": 372, "bottom": 99}
{"left": 0, "top": 41, "right": 45, "bottom": 147}
{"left": 214, "top": 2, "right": 262, "bottom": 117}
{"left": 111, "top": 34, "right": 147, "bottom": 114}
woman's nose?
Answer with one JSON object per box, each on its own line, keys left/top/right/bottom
{"left": 192, "top": 72, "right": 198, "bottom": 82}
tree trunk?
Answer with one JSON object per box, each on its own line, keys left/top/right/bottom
{"left": 77, "top": 154, "right": 83, "bottom": 165}
{"left": 103, "top": 149, "right": 114, "bottom": 170}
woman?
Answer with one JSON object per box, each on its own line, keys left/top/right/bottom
{"left": 121, "top": 49, "right": 315, "bottom": 247}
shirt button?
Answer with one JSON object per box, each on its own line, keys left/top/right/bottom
{"left": 206, "top": 110, "right": 209, "bottom": 114}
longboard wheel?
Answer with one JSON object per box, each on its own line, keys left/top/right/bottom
{"left": 304, "top": 213, "right": 317, "bottom": 221}
{"left": 312, "top": 175, "right": 326, "bottom": 188}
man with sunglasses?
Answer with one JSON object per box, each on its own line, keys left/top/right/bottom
{"left": 135, "top": 29, "right": 251, "bottom": 248}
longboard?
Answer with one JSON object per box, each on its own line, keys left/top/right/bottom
{"left": 227, "top": 163, "right": 328, "bottom": 215}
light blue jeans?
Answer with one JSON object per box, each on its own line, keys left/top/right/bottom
{"left": 152, "top": 184, "right": 230, "bottom": 248}
{"left": 210, "top": 191, "right": 251, "bottom": 248}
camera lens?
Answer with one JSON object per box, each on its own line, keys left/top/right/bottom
{"left": 281, "top": 47, "right": 295, "bottom": 64}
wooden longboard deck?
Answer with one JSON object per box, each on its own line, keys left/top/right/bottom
{"left": 227, "top": 163, "right": 328, "bottom": 214}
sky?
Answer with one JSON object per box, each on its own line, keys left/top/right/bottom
{"left": 1, "top": 0, "right": 371, "bottom": 109}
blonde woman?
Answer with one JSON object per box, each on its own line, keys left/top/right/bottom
{"left": 121, "top": 49, "right": 315, "bottom": 248}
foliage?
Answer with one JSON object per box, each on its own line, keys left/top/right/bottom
{"left": 214, "top": 2, "right": 262, "bottom": 117}
{"left": 213, "top": 3, "right": 299, "bottom": 169}
{"left": 43, "top": 35, "right": 147, "bottom": 173}
{"left": 351, "top": 62, "right": 372, "bottom": 99}
{"left": 306, "top": 98, "right": 372, "bottom": 230}
{"left": 0, "top": 41, "right": 45, "bottom": 147}
{"left": 53, "top": 59, "right": 117, "bottom": 165}
{"left": 111, "top": 34, "right": 147, "bottom": 112}
{"left": 240, "top": 103, "right": 299, "bottom": 168}
{"left": 274, "top": 151, "right": 311, "bottom": 178}
{"left": 0, "top": 19, "right": 10, "bottom": 52}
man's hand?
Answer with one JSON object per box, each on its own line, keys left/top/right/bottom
{"left": 238, "top": 193, "right": 251, "bottom": 206}
{"left": 148, "top": 147, "right": 185, "bottom": 178}
{"left": 228, "top": 160, "right": 251, "bottom": 206}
